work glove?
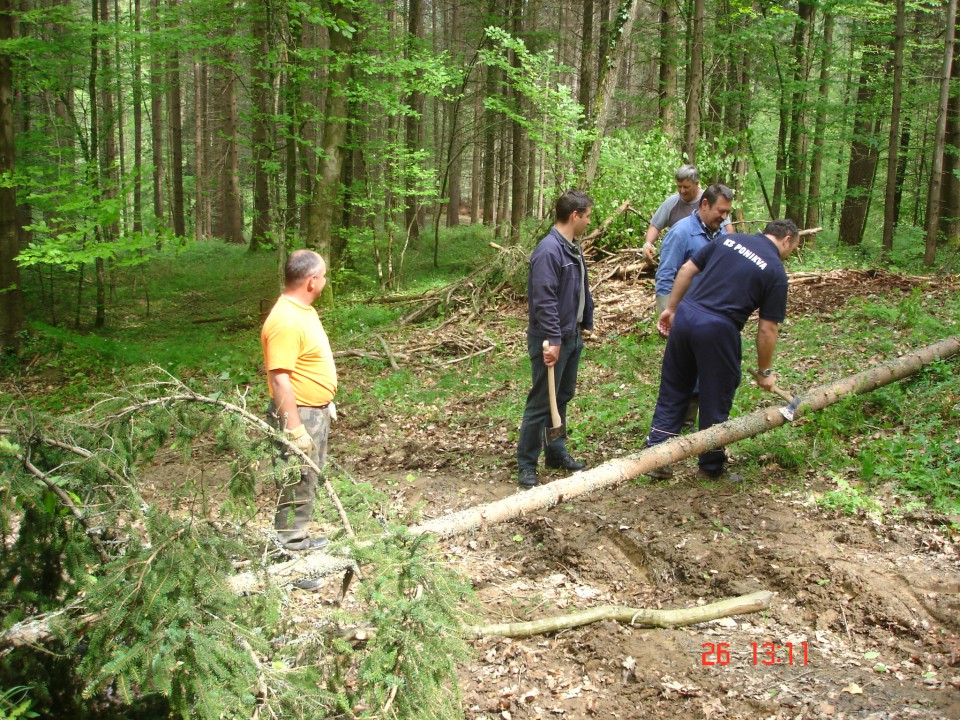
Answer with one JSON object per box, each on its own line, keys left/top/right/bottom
{"left": 284, "top": 424, "right": 317, "bottom": 456}
{"left": 328, "top": 401, "right": 337, "bottom": 422}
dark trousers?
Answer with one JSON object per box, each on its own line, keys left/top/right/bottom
{"left": 517, "top": 331, "right": 583, "bottom": 470}
{"left": 647, "top": 302, "right": 741, "bottom": 474}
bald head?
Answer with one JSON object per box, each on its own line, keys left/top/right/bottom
{"left": 285, "top": 250, "right": 324, "bottom": 288}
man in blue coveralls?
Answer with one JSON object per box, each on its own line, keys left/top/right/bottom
{"left": 516, "top": 189, "right": 594, "bottom": 489}
{"left": 645, "top": 219, "right": 801, "bottom": 482}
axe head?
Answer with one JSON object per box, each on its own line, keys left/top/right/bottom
{"left": 778, "top": 396, "right": 801, "bottom": 422}
{"left": 545, "top": 422, "right": 566, "bottom": 444}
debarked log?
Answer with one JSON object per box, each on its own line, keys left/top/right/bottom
{"left": 113, "top": 337, "right": 960, "bottom": 595}
{"left": 411, "top": 336, "right": 960, "bottom": 539}
{"left": 227, "top": 337, "right": 960, "bottom": 593}
{"left": 466, "top": 590, "right": 773, "bottom": 638}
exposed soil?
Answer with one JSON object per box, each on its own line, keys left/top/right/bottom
{"left": 140, "top": 270, "right": 960, "bottom": 720}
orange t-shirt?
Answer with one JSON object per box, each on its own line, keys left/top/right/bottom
{"left": 261, "top": 296, "right": 337, "bottom": 406}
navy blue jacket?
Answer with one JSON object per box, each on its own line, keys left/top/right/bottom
{"left": 527, "top": 227, "right": 594, "bottom": 345}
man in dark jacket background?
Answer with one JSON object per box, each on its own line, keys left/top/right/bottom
{"left": 516, "top": 189, "right": 595, "bottom": 488}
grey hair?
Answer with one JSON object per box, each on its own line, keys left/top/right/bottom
{"left": 675, "top": 164, "right": 699, "bottom": 183}
{"left": 284, "top": 249, "right": 324, "bottom": 286}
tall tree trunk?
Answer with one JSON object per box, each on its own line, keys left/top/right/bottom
{"left": 482, "top": 64, "right": 498, "bottom": 226}
{"left": 939, "top": 18, "right": 960, "bottom": 239}
{"left": 446, "top": 0, "right": 462, "bottom": 229}
{"left": 729, "top": 56, "right": 750, "bottom": 208}
{"left": 470, "top": 82, "right": 482, "bottom": 224}
{"left": 805, "top": 13, "right": 833, "bottom": 231}
{"left": 0, "top": 0, "right": 23, "bottom": 352}
{"left": 194, "top": 60, "right": 204, "bottom": 241}
{"left": 882, "top": 0, "right": 906, "bottom": 253}
{"left": 495, "top": 125, "right": 510, "bottom": 240}
{"left": 149, "top": 0, "right": 165, "bottom": 233}
{"left": 583, "top": 0, "right": 642, "bottom": 186}
{"left": 509, "top": 0, "right": 526, "bottom": 243}
{"left": 894, "top": 117, "right": 911, "bottom": 226}
{"left": 132, "top": 0, "right": 143, "bottom": 235}
{"left": 112, "top": 0, "right": 127, "bottom": 236}
{"left": 96, "top": 0, "right": 118, "bottom": 328}
{"left": 250, "top": 0, "right": 271, "bottom": 252}
{"left": 578, "top": 0, "right": 594, "bottom": 126}
{"left": 784, "top": 0, "right": 815, "bottom": 223}
{"left": 167, "top": 0, "right": 185, "bottom": 238}
{"left": 306, "top": 1, "right": 355, "bottom": 272}
{"left": 924, "top": 0, "right": 958, "bottom": 264}
{"left": 404, "top": 0, "right": 423, "bottom": 242}
{"left": 682, "top": 0, "right": 704, "bottom": 162}
{"left": 657, "top": 0, "right": 677, "bottom": 140}
{"left": 216, "top": 11, "right": 243, "bottom": 244}
{"left": 838, "top": 41, "right": 883, "bottom": 246}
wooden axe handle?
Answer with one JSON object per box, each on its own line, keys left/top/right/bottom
{"left": 543, "top": 340, "right": 562, "bottom": 428}
{"left": 750, "top": 369, "right": 796, "bottom": 404}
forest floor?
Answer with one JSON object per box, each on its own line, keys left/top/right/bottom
{"left": 139, "top": 269, "right": 960, "bottom": 720}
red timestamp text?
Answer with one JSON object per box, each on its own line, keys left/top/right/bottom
{"left": 701, "top": 641, "right": 809, "bottom": 666}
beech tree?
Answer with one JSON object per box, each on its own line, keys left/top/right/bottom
{"left": 0, "top": 0, "right": 23, "bottom": 352}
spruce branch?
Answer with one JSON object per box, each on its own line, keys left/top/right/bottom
{"left": 22, "top": 448, "right": 111, "bottom": 565}
{"left": 101, "top": 369, "right": 355, "bottom": 539}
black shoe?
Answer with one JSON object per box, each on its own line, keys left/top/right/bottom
{"left": 697, "top": 468, "right": 743, "bottom": 483}
{"left": 282, "top": 536, "right": 329, "bottom": 551}
{"left": 545, "top": 454, "right": 586, "bottom": 471}
{"left": 518, "top": 468, "right": 538, "bottom": 488}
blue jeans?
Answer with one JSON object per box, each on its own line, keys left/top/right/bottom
{"left": 647, "top": 302, "right": 741, "bottom": 474}
{"left": 517, "top": 331, "right": 583, "bottom": 470}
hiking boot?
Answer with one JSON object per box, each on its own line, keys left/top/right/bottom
{"left": 646, "top": 464, "right": 675, "bottom": 480}
{"left": 545, "top": 454, "right": 586, "bottom": 472}
{"left": 282, "top": 536, "right": 329, "bottom": 552}
{"left": 697, "top": 468, "right": 743, "bottom": 483}
{"left": 518, "top": 468, "right": 539, "bottom": 488}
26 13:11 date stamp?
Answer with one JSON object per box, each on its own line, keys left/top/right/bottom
{"left": 701, "top": 642, "right": 810, "bottom": 666}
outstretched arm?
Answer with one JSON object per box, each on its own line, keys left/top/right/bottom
{"left": 755, "top": 319, "right": 780, "bottom": 391}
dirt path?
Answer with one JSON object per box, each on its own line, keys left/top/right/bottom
{"left": 400, "top": 464, "right": 960, "bottom": 720}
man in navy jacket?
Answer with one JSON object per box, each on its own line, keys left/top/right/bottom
{"left": 646, "top": 219, "right": 800, "bottom": 481}
{"left": 516, "top": 189, "right": 595, "bottom": 488}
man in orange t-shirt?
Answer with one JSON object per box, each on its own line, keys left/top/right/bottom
{"left": 261, "top": 249, "right": 337, "bottom": 551}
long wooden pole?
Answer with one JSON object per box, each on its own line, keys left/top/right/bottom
{"left": 228, "top": 337, "right": 959, "bottom": 592}
{"left": 412, "top": 336, "right": 960, "bottom": 539}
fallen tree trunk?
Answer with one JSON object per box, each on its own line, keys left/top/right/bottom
{"left": 411, "top": 336, "right": 960, "bottom": 539}
{"left": 466, "top": 590, "right": 773, "bottom": 639}
{"left": 230, "top": 337, "right": 960, "bottom": 591}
